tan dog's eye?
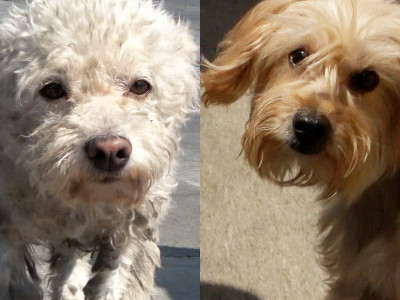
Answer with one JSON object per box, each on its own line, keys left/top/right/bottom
{"left": 130, "top": 80, "right": 151, "bottom": 96}
{"left": 289, "top": 48, "right": 308, "bottom": 66}
{"left": 350, "top": 69, "right": 379, "bottom": 93}
{"left": 39, "top": 82, "right": 67, "bottom": 100}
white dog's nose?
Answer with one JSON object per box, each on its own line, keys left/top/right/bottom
{"left": 85, "top": 136, "right": 132, "bottom": 172}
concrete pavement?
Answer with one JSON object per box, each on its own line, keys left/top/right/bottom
{"left": 155, "top": 114, "right": 200, "bottom": 300}
{"left": 156, "top": 0, "right": 200, "bottom": 298}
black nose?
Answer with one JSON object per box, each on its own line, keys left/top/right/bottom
{"left": 85, "top": 136, "right": 132, "bottom": 172}
{"left": 291, "top": 111, "right": 331, "bottom": 154}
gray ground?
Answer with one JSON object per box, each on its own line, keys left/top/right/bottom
{"left": 0, "top": 1, "right": 200, "bottom": 299}
{"left": 156, "top": 1, "right": 200, "bottom": 299}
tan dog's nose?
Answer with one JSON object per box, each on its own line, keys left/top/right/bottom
{"left": 85, "top": 136, "right": 132, "bottom": 172}
{"left": 291, "top": 111, "right": 331, "bottom": 155}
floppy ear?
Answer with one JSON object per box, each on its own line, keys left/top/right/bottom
{"left": 201, "top": 0, "right": 295, "bottom": 106}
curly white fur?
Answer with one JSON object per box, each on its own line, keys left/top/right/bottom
{"left": 0, "top": 0, "right": 198, "bottom": 299}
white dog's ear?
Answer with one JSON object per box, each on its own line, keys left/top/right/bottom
{"left": 201, "top": 0, "right": 295, "bottom": 106}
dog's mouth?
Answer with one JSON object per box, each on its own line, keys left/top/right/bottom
{"left": 289, "top": 136, "right": 327, "bottom": 155}
{"left": 99, "top": 176, "right": 120, "bottom": 184}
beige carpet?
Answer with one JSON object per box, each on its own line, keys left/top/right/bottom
{"left": 200, "top": 95, "right": 326, "bottom": 299}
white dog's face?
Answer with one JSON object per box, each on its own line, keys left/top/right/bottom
{"left": 0, "top": 0, "right": 197, "bottom": 207}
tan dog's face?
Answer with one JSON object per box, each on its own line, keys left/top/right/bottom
{"left": 202, "top": 0, "right": 400, "bottom": 200}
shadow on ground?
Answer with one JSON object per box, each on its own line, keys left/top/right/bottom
{"left": 200, "top": 282, "right": 262, "bottom": 300}
{"left": 154, "top": 246, "right": 200, "bottom": 300}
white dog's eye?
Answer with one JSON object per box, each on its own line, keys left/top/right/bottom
{"left": 289, "top": 48, "right": 308, "bottom": 66}
{"left": 350, "top": 69, "right": 380, "bottom": 93}
{"left": 40, "top": 82, "right": 67, "bottom": 100}
{"left": 129, "top": 80, "right": 151, "bottom": 96}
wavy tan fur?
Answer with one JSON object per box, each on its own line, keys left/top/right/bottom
{"left": 202, "top": 0, "right": 400, "bottom": 298}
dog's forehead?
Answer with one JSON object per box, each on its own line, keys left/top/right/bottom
{"left": 283, "top": 0, "right": 400, "bottom": 40}
{"left": 6, "top": 0, "right": 195, "bottom": 98}
{"left": 273, "top": 0, "right": 400, "bottom": 65}
{"left": 43, "top": 41, "right": 154, "bottom": 77}
{"left": 285, "top": 0, "right": 398, "bottom": 22}
{"left": 18, "top": 0, "right": 184, "bottom": 72}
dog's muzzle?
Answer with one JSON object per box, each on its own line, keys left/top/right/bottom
{"left": 84, "top": 136, "right": 132, "bottom": 172}
{"left": 290, "top": 111, "right": 331, "bottom": 155}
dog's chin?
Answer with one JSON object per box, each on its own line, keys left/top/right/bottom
{"left": 244, "top": 129, "right": 354, "bottom": 197}
{"left": 66, "top": 172, "right": 151, "bottom": 208}
{"left": 263, "top": 141, "right": 373, "bottom": 199}
{"left": 254, "top": 138, "right": 341, "bottom": 193}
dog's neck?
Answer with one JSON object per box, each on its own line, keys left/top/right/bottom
{"left": 325, "top": 171, "right": 400, "bottom": 253}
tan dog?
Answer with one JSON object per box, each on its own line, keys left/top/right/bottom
{"left": 202, "top": 0, "right": 400, "bottom": 298}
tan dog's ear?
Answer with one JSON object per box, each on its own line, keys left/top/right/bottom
{"left": 201, "top": 0, "right": 295, "bottom": 106}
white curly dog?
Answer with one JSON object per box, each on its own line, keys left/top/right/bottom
{"left": 0, "top": 0, "right": 198, "bottom": 299}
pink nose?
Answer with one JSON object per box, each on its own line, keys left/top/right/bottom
{"left": 85, "top": 136, "right": 132, "bottom": 172}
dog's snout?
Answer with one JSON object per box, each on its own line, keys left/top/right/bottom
{"left": 291, "top": 112, "right": 331, "bottom": 155}
{"left": 85, "top": 136, "right": 132, "bottom": 172}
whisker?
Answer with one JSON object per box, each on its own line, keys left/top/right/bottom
{"left": 354, "top": 136, "right": 380, "bottom": 147}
